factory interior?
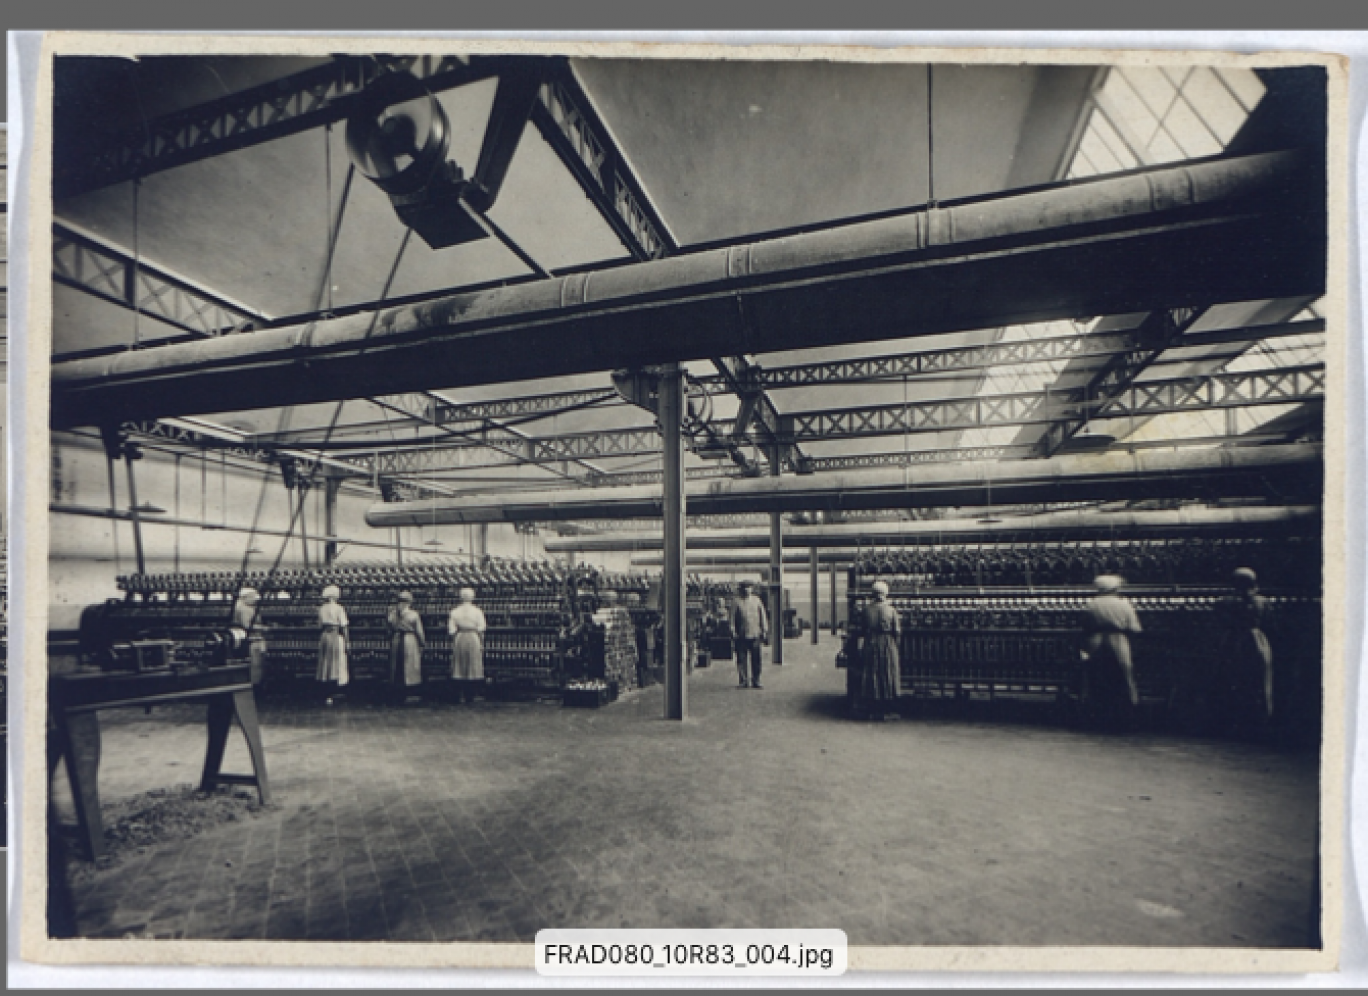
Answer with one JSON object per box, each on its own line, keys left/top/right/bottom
{"left": 37, "top": 50, "right": 1333, "bottom": 954}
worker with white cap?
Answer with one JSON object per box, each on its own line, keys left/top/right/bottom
{"left": 316, "top": 584, "right": 350, "bottom": 700}
{"left": 447, "top": 587, "right": 487, "bottom": 703}
{"left": 1214, "top": 567, "right": 1275, "bottom": 737}
{"left": 855, "top": 580, "right": 902, "bottom": 721}
{"left": 387, "top": 590, "right": 426, "bottom": 703}
{"left": 1082, "top": 574, "right": 1142, "bottom": 727}
{"left": 232, "top": 586, "right": 268, "bottom": 685}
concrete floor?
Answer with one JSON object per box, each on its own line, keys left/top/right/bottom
{"left": 50, "top": 640, "right": 1322, "bottom": 949}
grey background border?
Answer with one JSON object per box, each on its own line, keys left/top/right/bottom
{"left": 7, "top": 16, "right": 1368, "bottom": 989}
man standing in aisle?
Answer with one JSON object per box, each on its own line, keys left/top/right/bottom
{"left": 732, "top": 580, "right": 769, "bottom": 689}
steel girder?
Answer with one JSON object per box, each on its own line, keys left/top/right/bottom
{"left": 53, "top": 224, "right": 267, "bottom": 339}
{"left": 293, "top": 316, "right": 1323, "bottom": 441}
{"left": 430, "top": 388, "right": 619, "bottom": 425}
{"left": 349, "top": 362, "right": 1324, "bottom": 475}
{"left": 52, "top": 151, "right": 1326, "bottom": 427}
{"left": 253, "top": 316, "right": 1324, "bottom": 448}
{"left": 118, "top": 418, "right": 453, "bottom": 498}
{"left": 54, "top": 55, "right": 513, "bottom": 200}
{"left": 785, "top": 364, "right": 1324, "bottom": 442}
{"left": 1037, "top": 306, "right": 1205, "bottom": 455}
{"left": 367, "top": 391, "right": 594, "bottom": 484}
{"left": 529, "top": 63, "right": 677, "bottom": 262}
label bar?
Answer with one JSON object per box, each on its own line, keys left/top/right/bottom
{"left": 536, "top": 929, "right": 847, "bottom": 977}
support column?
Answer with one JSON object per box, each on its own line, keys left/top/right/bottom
{"left": 324, "top": 477, "right": 340, "bottom": 566}
{"left": 101, "top": 430, "right": 123, "bottom": 572}
{"left": 810, "top": 545, "right": 820, "bottom": 644}
{"left": 830, "top": 560, "right": 839, "bottom": 634}
{"left": 660, "top": 364, "right": 687, "bottom": 720}
{"left": 769, "top": 446, "right": 783, "bottom": 665}
{"left": 122, "top": 445, "right": 147, "bottom": 577}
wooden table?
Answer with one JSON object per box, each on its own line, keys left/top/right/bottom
{"left": 49, "top": 663, "right": 270, "bottom": 860}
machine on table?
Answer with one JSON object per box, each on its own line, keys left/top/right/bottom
{"left": 49, "top": 633, "right": 270, "bottom": 860}
{"left": 77, "top": 561, "right": 718, "bottom": 697}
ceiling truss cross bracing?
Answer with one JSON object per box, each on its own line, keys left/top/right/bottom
{"left": 54, "top": 54, "right": 511, "bottom": 199}
{"left": 335, "top": 363, "right": 1325, "bottom": 477}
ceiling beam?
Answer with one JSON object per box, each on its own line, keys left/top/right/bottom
{"left": 53, "top": 223, "right": 268, "bottom": 338}
{"left": 1036, "top": 306, "right": 1207, "bottom": 456}
{"left": 52, "top": 151, "right": 1326, "bottom": 428}
{"left": 54, "top": 54, "right": 515, "bottom": 200}
{"left": 693, "top": 318, "right": 1324, "bottom": 390}
{"left": 342, "top": 362, "right": 1323, "bottom": 473}
{"left": 529, "top": 59, "right": 677, "bottom": 262}
{"left": 258, "top": 316, "right": 1324, "bottom": 447}
{"left": 366, "top": 443, "right": 1322, "bottom": 525}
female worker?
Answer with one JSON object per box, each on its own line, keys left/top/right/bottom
{"left": 316, "top": 584, "right": 349, "bottom": 702}
{"left": 1214, "top": 567, "right": 1274, "bottom": 738}
{"left": 856, "top": 580, "right": 901, "bottom": 721}
{"left": 447, "top": 587, "right": 487, "bottom": 703}
{"left": 387, "top": 590, "right": 426, "bottom": 703}
{"left": 1081, "top": 574, "right": 1142, "bottom": 729}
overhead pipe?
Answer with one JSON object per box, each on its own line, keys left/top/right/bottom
{"left": 590, "top": 505, "right": 1322, "bottom": 554}
{"left": 50, "top": 503, "right": 458, "bottom": 557}
{"left": 632, "top": 550, "right": 900, "bottom": 566}
{"left": 53, "top": 151, "right": 1323, "bottom": 428}
{"left": 366, "top": 444, "right": 1322, "bottom": 527}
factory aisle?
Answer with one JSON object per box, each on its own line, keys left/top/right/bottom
{"left": 52, "top": 639, "right": 1320, "bottom": 949}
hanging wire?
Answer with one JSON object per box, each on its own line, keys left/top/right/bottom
{"left": 231, "top": 227, "right": 413, "bottom": 626}
{"left": 325, "top": 123, "right": 335, "bottom": 316}
{"left": 926, "top": 64, "right": 936, "bottom": 206}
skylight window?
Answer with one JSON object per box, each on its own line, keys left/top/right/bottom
{"left": 1066, "top": 66, "right": 1266, "bottom": 179}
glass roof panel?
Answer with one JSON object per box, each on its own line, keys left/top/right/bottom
{"left": 1090, "top": 109, "right": 1142, "bottom": 169}
{"left": 1216, "top": 67, "right": 1268, "bottom": 113}
{"left": 1163, "top": 98, "right": 1224, "bottom": 159}
{"left": 1099, "top": 70, "right": 1160, "bottom": 152}
{"left": 1119, "top": 68, "right": 1178, "bottom": 139}
{"left": 1183, "top": 67, "right": 1250, "bottom": 146}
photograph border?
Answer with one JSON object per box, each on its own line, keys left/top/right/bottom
{"left": 10, "top": 29, "right": 1356, "bottom": 979}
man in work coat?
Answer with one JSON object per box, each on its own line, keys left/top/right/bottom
{"left": 732, "top": 580, "right": 770, "bottom": 689}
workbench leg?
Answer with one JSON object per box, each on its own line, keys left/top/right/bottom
{"left": 232, "top": 690, "right": 272, "bottom": 806}
{"left": 55, "top": 711, "right": 105, "bottom": 861}
{"left": 200, "top": 696, "right": 233, "bottom": 794}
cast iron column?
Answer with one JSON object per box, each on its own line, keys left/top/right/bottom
{"left": 660, "top": 364, "right": 687, "bottom": 720}
{"left": 810, "top": 545, "right": 820, "bottom": 644}
{"left": 830, "top": 560, "right": 839, "bottom": 634}
{"left": 769, "top": 443, "right": 783, "bottom": 666}
{"left": 122, "top": 446, "right": 147, "bottom": 577}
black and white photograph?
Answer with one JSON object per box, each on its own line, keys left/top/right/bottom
{"left": 16, "top": 34, "right": 1348, "bottom": 974}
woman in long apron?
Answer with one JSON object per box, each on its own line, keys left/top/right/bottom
{"left": 387, "top": 591, "right": 426, "bottom": 703}
{"left": 316, "top": 585, "right": 350, "bottom": 702}
{"left": 447, "top": 587, "right": 487, "bottom": 703}
{"left": 857, "top": 580, "right": 902, "bottom": 721}
{"left": 1081, "top": 574, "right": 1142, "bottom": 729}
{"left": 1214, "top": 567, "right": 1274, "bottom": 737}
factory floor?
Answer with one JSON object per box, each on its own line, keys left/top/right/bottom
{"left": 48, "top": 639, "right": 1322, "bottom": 953}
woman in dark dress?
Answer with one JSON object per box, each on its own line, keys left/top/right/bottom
{"left": 1213, "top": 567, "right": 1274, "bottom": 736}
{"left": 857, "top": 580, "right": 902, "bottom": 721}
